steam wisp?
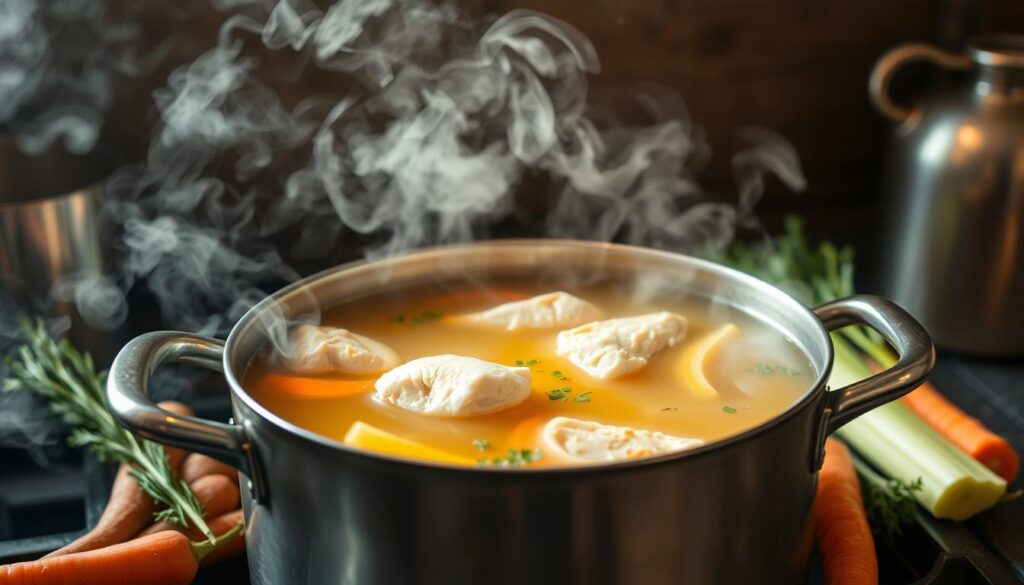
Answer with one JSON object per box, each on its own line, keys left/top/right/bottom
{"left": 59, "top": 0, "right": 805, "bottom": 341}
{"left": 0, "top": 0, "right": 140, "bottom": 155}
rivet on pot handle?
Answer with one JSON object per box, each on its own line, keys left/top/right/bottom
{"left": 106, "top": 332, "right": 266, "bottom": 501}
{"left": 810, "top": 295, "right": 935, "bottom": 468}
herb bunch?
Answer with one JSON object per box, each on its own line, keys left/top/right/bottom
{"left": 715, "top": 216, "right": 924, "bottom": 536}
{"left": 855, "top": 456, "right": 923, "bottom": 539}
{"left": 2, "top": 319, "right": 217, "bottom": 542}
{"left": 714, "top": 216, "right": 888, "bottom": 363}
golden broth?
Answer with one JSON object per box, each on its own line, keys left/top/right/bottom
{"left": 243, "top": 283, "right": 814, "bottom": 467}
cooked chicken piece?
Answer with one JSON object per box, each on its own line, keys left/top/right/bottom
{"left": 452, "top": 291, "right": 604, "bottom": 331}
{"left": 555, "top": 312, "right": 688, "bottom": 380}
{"left": 543, "top": 416, "right": 703, "bottom": 463}
{"left": 374, "top": 355, "right": 532, "bottom": 417}
{"left": 279, "top": 324, "right": 400, "bottom": 375}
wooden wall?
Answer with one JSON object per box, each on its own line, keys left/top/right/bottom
{"left": 117, "top": 0, "right": 1024, "bottom": 277}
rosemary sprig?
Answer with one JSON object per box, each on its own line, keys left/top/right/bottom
{"left": 2, "top": 319, "right": 217, "bottom": 543}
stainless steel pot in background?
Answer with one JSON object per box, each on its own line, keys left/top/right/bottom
{"left": 0, "top": 137, "right": 117, "bottom": 361}
{"left": 870, "top": 34, "right": 1024, "bottom": 356}
{"left": 105, "top": 241, "right": 934, "bottom": 585}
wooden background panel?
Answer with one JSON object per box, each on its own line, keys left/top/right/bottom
{"left": 115, "top": 0, "right": 1024, "bottom": 272}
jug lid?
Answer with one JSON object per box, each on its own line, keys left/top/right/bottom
{"left": 968, "top": 34, "right": 1024, "bottom": 69}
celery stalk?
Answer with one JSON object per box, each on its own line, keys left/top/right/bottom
{"left": 828, "top": 334, "right": 1006, "bottom": 521}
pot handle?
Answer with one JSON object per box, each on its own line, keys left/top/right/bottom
{"left": 815, "top": 295, "right": 935, "bottom": 436}
{"left": 869, "top": 43, "right": 970, "bottom": 124}
{"left": 106, "top": 331, "right": 265, "bottom": 501}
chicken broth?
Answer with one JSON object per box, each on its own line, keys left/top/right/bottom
{"left": 243, "top": 283, "right": 814, "bottom": 468}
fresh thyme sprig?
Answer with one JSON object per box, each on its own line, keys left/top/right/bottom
{"left": 2, "top": 319, "right": 217, "bottom": 543}
{"left": 853, "top": 454, "right": 923, "bottom": 539}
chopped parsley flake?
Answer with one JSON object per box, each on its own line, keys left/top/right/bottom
{"left": 546, "top": 387, "right": 572, "bottom": 401}
{"left": 573, "top": 391, "right": 592, "bottom": 403}
{"left": 472, "top": 439, "right": 490, "bottom": 452}
{"left": 551, "top": 370, "right": 568, "bottom": 380}
{"left": 478, "top": 448, "right": 543, "bottom": 467}
{"left": 722, "top": 406, "right": 737, "bottom": 414}
{"left": 514, "top": 359, "right": 539, "bottom": 367}
{"left": 661, "top": 407, "right": 679, "bottom": 412}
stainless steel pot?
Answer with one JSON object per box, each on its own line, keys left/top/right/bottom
{"left": 105, "top": 240, "right": 934, "bottom": 585}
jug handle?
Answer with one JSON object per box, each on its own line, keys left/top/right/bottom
{"left": 869, "top": 43, "right": 970, "bottom": 124}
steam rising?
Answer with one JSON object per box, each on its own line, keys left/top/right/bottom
{"left": 2, "top": 0, "right": 809, "bottom": 455}
{"left": 56, "top": 0, "right": 804, "bottom": 339}
{"left": 0, "top": 0, "right": 139, "bottom": 154}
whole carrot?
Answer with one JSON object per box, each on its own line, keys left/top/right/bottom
{"left": 179, "top": 453, "right": 237, "bottom": 483}
{"left": 901, "top": 382, "right": 1019, "bottom": 482}
{"left": 46, "top": 402, "right": 195, "bottom": 558}
{"left": 1, "top": 531, "right": 200, "bottom": 585}
{"left": 195, "top": 509, "right": 245, "bottom": 567}
{"left": 138, "top": 474, "right": 240, "bottom": 538}
{"left": 814, "top": 438, "right": 877, "bottom": 585}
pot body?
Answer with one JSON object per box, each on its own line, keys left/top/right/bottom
{"left": 106, "top": 240, "right": 934, "bottom": 585}
{"left": 233, "top": 390, "right": 822, "bottom": 584}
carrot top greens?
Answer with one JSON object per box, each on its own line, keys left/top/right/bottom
{"left": 2, "top": 319, "right": 219, "bottom": 544}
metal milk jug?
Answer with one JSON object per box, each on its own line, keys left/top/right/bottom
{"left": 871, "top": 34, "right": 1024, "bottom": 356}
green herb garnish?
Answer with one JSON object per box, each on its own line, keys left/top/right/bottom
{"left": 722, "top": 406, "right": 737, "bottom": 414}
{"left": 3, "top": 319, "right": 220, "bottom": 543}
{"left": 514, "top": 359, "right": 539, "bottom": 367}
{"left": 479, "top": 448, "right": 543, "bottom": 467}
{"left": 546, "top": 387, "right": 572, "bottom": 401}
{"left": 551, "top": 370, "right": 568, "bottom": 381}
{"left": 854, "top": 456, "right": 923, "bottom": 539}
{"left": 573, "top": 391, "right": 592, "bottom": 403}
{"left": 472, "top": 439, "right": 491, "bottom": 452}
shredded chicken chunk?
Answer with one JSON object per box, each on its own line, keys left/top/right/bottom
{"left": 543, "top": 416, "right": 704, "bottom": 462}
{"left": 279, "top": 324, "right": 400, "bottom": 375}
{"left": 454, "top": 292, "right": 604, "bottom": 331}
{"left": 375, "top": 355, "right": 532, "bottom": 417}
{"left": 555, "top": 312, "right": 687, "bottom": 379}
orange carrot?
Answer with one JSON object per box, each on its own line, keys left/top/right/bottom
{"left": 264, "top": 373, "right": 373, "bottom": 398}
{"left": 139, "top": 508, "right": 245, "bottom": 567}
{"left": 901, "top": 382, "right": 1019, "bottom": 482}
{"left": 180, "top": 453, "right": 237, "bottom": 483}
{"left": 195, "top": 509, "right": 245, "bottom": 566}
{"left": 0, "top": 531, "right": 200, "bottom": 585}
{"left": 46, "top": 401, "right": 195, "bottom": 558}
{"left": 814, "top": 438, "right": 877, "bottom": 585}
{"left": 138, "top": 475, "right": 240, "bottom": 538}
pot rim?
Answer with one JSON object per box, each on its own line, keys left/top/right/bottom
{"left": 223, "top": 239, "right": 834, "bottom": 475}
